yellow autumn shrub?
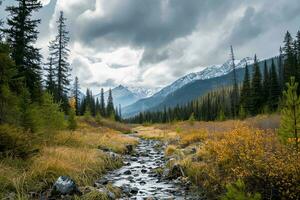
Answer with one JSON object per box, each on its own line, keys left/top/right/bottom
{"left": 182, "top": 125, "right": 300, "bottom": 199}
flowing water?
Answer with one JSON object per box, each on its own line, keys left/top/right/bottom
{"left": 98, "top": 138, "right": 194, "bottom": 200}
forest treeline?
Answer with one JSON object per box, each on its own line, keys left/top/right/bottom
{"left": 127, "top": 31, "right": 300, "bottom": 124}
{"left": 0, "top": 0, "right": 120, "bottom": 137}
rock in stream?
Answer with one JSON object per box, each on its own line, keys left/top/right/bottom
{"left": 96, "top": 138, "right": 195, "bottom": 199}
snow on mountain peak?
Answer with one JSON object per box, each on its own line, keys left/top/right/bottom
{"left": 153, "top": 57, "right": 254, "bottom": 98}
{"left": 126, "top": 86, "right": 160, "bottom": 99}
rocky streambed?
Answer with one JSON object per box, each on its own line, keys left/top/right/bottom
{"left": 44, "top": 136, "right": 201, "bottom": 200}
{"left": 95, "top": 137, "right": 197, "bottom": 199}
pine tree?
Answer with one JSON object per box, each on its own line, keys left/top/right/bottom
{"left": 100, "top": 88, "right": 105, "bottom": 117}
{"left": 230, "top": 46, "right": 239, "bottom": 118}
{"left": 278, "top": 47, "right": 284, "bottom": 91}
{"left": 106, "top": 89, "right": 114, "bottom": 118}
{"left": 250, "top": 55, "right": 263, "bottom": 115}
{"left": 0, "top": 42, "right": 19, "bottom": 124}
{"left": 240, "top": 64, "right": 251, "bottom": 115}
{"left": 119, "top": 104, "right": 122, "bottom": 120}
{"left": 269, "top": 59, "right": 280, "bottom": 111}
{"left": 282, "top": 31, "right": 296, "bottom": 85}
{"left": 262, "top": 60, "right": 270, "bottom": 107}
{"left": 49, "top": 11, "right": 70, "bottom": 106}
{"left": 44, "top": 57, "right": 56, "bottom": 94}
{"left": 4, "top": 0, "right": 43, "bottom": 101}
{"left": 72, "top": 76, "right": 80, "bottom": 115}
{"left": 280, "top": 77, "right": 300, "bottom": 151}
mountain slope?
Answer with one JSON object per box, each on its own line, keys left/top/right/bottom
{"left": 123, "top": 57, "right": 254, "bottom": 117}
{"left": 151, "top": 57, "right": 278, "bottom": 111}
{"left": 94, "top": 85, "right": 139, "bottom": 108}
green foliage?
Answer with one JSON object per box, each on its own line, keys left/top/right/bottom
{"left": 279, "top": 77, "right": 300, "bottom": 150}
{"left": 95, "top": 112, "right": 102, "bottom": 124}
{"left": 0, "top": 124, "right": 32, "bottom": 158}
{"left": 4, "top": 0, "right": 43, "bottom": 102}
{"left": 40, "top": 92, "right": 65, "bottom": 134}
{"left": 84, "top": 106, "right": 92, "bottom": 121}
{"left": 221, "top": 179, "right": 261, "bottom": 200}
{"left": 188, "top": 113, "right": 195, "bottom": 125}
{"left": 68, "top": 109, "right": 77, "bottom": 131}
{"left": 250, "top": 55, "right": 263, "bottom": 115}
{"left": 218, "top": 109, "right": 226, "bottom": 121}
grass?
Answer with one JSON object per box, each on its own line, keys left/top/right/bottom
{"left": 0, "top": 118, "right": 137, "bottom": 199}
{"left": 135, "top": 114, "right": 300, "bottom": 199}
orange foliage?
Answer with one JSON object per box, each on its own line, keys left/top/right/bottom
{"left": 182, "top": 124, "right": 300, "bottom": 199}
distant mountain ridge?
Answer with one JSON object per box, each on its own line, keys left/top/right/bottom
{"left": 93, "top": 85, "right": 159, "bottom": 108}
{"left": 122, "top": 57, "right": 254, "bottom": 117}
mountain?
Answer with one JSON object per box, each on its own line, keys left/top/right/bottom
{"left": 122, "top": 57, "right": 255, "bottom": 117}
{"left": 126, "top": 86, "right": 159, "bottom": 99}
{"left": 94, "top": 85, "right": 139, "bottom": 108}
{"left": 151, "top": 57, "right": 277, "bottom": 111}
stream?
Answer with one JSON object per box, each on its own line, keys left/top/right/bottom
{"left": 97, "top": 138, "right": 195, "bottom": 200}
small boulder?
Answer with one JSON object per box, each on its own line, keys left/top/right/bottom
{"left": 51, "top": 176, "right": 81, "bottom": 196}
{"left": 125, "top": 144, "right": 134, "bottom": 154}
{"left": 124, "top": 170, "right": 132, "bottom": 175}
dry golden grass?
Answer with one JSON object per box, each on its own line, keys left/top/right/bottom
{"left": 0, "top": 119, "right": 137, "bottom": 199}
{"left": 133, "top": 126, "right": 178, "bottom": 140}
{"left": 147, "top": 115, "right": 299, "bottom": 199}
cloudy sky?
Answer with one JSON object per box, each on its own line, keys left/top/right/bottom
{"left": 1, "top": 0, "right": 300, "bottom": 92}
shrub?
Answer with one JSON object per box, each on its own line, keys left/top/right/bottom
{"left": 221, "top": 179, "right": 261, "bottom": 200}
{"left": 68, "top": 109, "right": 77, "bottom": 131}
{"left": 40, "top": 92, "right": 66, "bottom": 134}
{"left": 184, "top": 125, "right": 300, "bottom": 199}
{"left": 0, "top": 124, "right": 32, "bottom": 158}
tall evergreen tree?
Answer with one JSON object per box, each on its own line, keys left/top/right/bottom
{"left": 72, "top": 76, "right": 80, "bottom": 115}
{"left": 4, "top": 0, "right": 43, "bottom": 101}
{"left": 282, "top": 31, "right": 296, "bottom": 85}
{"left": 230, "top": 46, "right": 239, "bottom": 117}
{"left": 280, "top": 77, "right": 300, "bottom": 151}
{"left": 250, "top": 55, "right": 263, "bottom": 115}
{"left": 278, "top": 47, "right": 284, "bottom": 91}
{"left": 106, "top": 89, "right": 114, "bottom": 118}
{"left": 262, "top": 60, "right": 270, "bottom": 107}
{"left": 49, "top": 11, "right": 70, "bottom": 106}
{"left": 44, "top": 57, "right": 56, "bottom": 94}
{"left": 269, "top": 59, "right": 280, "bottom": 111}
{"left": 100, "top": 88, "right": 105, "bottom": 117}
{"left": 240, "top": 64, "right": 251, "bottom": 115}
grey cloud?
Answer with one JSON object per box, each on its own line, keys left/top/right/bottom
{"left": 109, "top": 63, "right": 130, "bottom": 69}
{"left": 76, "top": 0, "right": 243, "bottom": 53}
{"left": 99, "top": 79, "right": 117, "bottom": 87}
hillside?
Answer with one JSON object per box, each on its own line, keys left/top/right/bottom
{"left": 123, "top": 57, "right": 278, "bottom": 117}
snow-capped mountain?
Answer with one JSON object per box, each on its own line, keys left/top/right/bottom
{"left": 153, "top": 57, "right": 253, "bottom": 98}
{"left": 122, "top": 57, "right": 254, "bottom": 117}
{"left": 126, "top": 86, "right": 160, "bottom": 99}
{"left": 94, "top": 85, "right": 139, "bottom": 108}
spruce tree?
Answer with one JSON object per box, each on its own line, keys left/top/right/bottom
{"left": 106, "top": 89, "right": 114, "bottom": 118}
{"left": 269, "top": 59, "right": 280, "bottom": 111}
{"left": 230, "top": 46, "right": 239, "bottom": 117}
{"left": 4, "top": 0, "right": 43, "bottom": 101}
{"left": 100, "top": 88, "right": 105, "bottom": 117}
{"left": 0, "top": 42, "right": 18, "bottom": 124}
{"left": 49, "top": 11, "right": 70, "bottom": 106}
{"left": 44, "top": 57, "right": 56, "bottom": 94}
{"left": 262, "top": 60, "right": 270, "bottom": 108}
{"left": 250, "top": 55, "right": 263, "bottom": 115}
{"left": 280, "top": 77, "right": 300, "bottom": 151}
{"left": 278, "top": 47, "right": 284, "bottom": 91}
{"left": 240, "top": 64, "right": 251, "bottom": 115}
{"left": 72, "top": 76, "right": 80, "bottom": 115}
{"left": 282, "top": 31, "right": 296, "bottom": 85}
